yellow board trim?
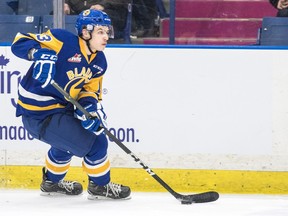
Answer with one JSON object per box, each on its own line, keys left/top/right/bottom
{"left": 1, "top": 165, "right": 288, "bottom": 194}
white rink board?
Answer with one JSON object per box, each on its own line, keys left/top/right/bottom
{"left": 1, "top": 46, "right": 288, "bottom": 170}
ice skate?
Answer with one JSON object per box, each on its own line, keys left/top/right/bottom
{"left": 40, "top": 167, "right": 83, "bottom": 196}
{"left": 87, "top": 181, "right": 131, "bottom": 200}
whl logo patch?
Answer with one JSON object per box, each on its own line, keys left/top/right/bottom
{"left": 68, "top": 53, "right": 82, "bottom": 63}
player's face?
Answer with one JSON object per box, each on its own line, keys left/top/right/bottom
{"left": 89, "top": 26, "right": 109, "bottom": 51}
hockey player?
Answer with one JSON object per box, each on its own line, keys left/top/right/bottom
{"left": 11, "top": 9, "right": 131, "bottom": 200}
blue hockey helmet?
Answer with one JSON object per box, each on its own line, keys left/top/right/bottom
{"left": 75, "top": 9, "right": 114, "bottom": 38}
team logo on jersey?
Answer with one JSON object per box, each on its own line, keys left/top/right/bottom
{"left": 67, "top": 54, "right": 82, "bottom": 63}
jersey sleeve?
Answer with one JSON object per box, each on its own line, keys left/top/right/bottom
{"left": 11, "top": 33, "right": 41, "bottom": 60}
{"left": 11, "top": 30, "right": 64, "bottom": 60}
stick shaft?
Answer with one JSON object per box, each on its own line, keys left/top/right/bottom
{"left": 103, "top": 128, "right": 178, "bottom": 195}
{"left": 51, "top": 80, "right": 179, "bottom": 196}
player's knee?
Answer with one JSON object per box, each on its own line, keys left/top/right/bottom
{"left": 85, "top": 133, "right": 108, "bottom": 160}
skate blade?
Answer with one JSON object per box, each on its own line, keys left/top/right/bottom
{"left": 40, "top": 191, "right": 83, "bottom": 196}
{"left": 87, "top": 194, "right": 131, "bottom": 201}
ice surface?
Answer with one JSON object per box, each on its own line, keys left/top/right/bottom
{"left": 0, "top": 190, "right": 287, "bottom": 216}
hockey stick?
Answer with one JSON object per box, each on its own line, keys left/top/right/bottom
{"left": 50, "top": 80, "right": 219, "bottom": 204}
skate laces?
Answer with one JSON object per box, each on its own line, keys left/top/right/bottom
{"left": 106, "top": 182, "right": 121, "bottom": 197}
{"left": 58, "top": 180, "right": 76, "bottom": 192}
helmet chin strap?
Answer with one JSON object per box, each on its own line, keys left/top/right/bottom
{"left": 81, "top": 32, "right": 97, "bottom": 54}
{"left": 86, "top": 40, "right": 97, "bottom": 54}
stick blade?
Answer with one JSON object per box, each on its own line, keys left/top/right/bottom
{"left": 179, "top": 191, "right": 219, "bottom": 204}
